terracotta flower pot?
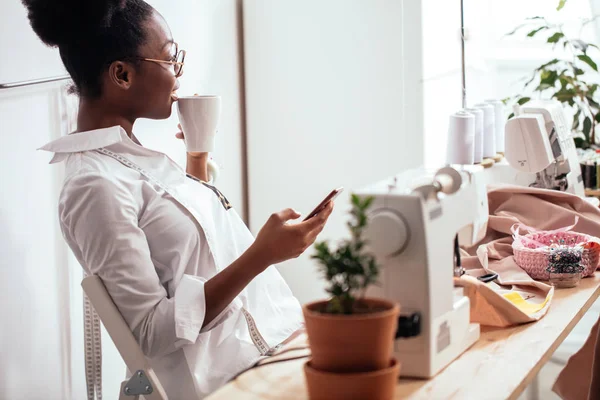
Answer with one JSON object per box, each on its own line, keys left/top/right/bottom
{"left": 304, "top": 358, "right": 401, "bottom": 400}
{"left": 302, "top": 298, "right": 400, "bottom": 373}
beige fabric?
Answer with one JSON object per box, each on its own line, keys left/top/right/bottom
{"left": 455, "top": 275, "right": 553, "bottom": 327}
{"left": 457, "top": 185, "right": 600, "bottom": 327}
{"left": 453, "top": 185, "right": 600, "bottom": 398}
{"left": 553, "top": 317, "right": 600, "bottom": 400}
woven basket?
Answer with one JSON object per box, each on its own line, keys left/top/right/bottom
{"left": 512, "top": 219, "right": 600, "bottom": 281}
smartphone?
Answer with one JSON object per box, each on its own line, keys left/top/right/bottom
{"left": 303, "top": 187, "right": 344, "bottom": 221}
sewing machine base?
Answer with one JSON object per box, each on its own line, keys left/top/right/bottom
{"left": 395, "top": 292, "right": 480, "bottom": 378}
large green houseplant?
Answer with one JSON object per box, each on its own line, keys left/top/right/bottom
{"left": 302, "top": 194, "right": 400, "bottom": 400}
{"left": 505, "top": 2, "right": 600, "bottom": 148}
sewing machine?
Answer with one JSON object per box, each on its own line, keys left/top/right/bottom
{"left": 356, "top": 165, "right": 488, "bottom": 378}
{"left": 500, "top": 100, "right": 585, "bottom": 196}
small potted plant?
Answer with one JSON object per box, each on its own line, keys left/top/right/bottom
{"left": 302, "top": 194, "right": 400, "bottom": 400}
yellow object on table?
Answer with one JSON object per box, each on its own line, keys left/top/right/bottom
{"left": 502, "top": 291, "right": 551, "bottom": 315}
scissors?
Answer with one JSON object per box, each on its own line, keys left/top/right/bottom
{"left": 477, "top": 273, "right": 499, "bottom": 283}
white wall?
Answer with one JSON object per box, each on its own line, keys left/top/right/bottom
{"left": 243, "top": 0, "right": 424, "bottom": 303}
{"left": 0, "top": 0, "right": 65, "bottom": 84}
{"left": 0, "top": 1, "right": 246, "bottom": 399}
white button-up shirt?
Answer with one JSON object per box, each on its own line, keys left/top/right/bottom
{"left": 40, "top": 126, "right": 304, "bottom": 399}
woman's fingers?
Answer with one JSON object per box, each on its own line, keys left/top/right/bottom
{"left": 301, "top": 201, "right": 334, "bottom": 232}
{"left": 176, "top": 123, "right": 184, "bottom": 139}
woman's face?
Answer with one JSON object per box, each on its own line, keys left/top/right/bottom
{"left": 128, "top": 11, "right": 181, "bottom": 120}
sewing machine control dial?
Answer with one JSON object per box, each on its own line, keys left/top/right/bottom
{"left": 365, "top": 209, "right": 409, "bottom": 258}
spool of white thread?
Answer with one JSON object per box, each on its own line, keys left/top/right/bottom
{"left": 473, "top": 103, "right": 496, "bottom": 158}
{"left": 485, "top": 99, "right": 505, "bottom": 153}
{"left": 446, "top": 110, "right": 475, "bottom": 165}
{"left": 463, "top": 108, "right": 484, "bottom": 163}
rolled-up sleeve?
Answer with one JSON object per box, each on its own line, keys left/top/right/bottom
{"left": 59, "top": 170, "right": 207, "bottom": 358}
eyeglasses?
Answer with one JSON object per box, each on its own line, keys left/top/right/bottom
{"left": 136, "top": 42, "right": 186, "bottom": 78}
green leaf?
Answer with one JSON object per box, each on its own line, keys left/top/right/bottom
{"left": 571, "top": 39, "right": 589, "bottom": 52}
{"left": 557, "top": 0, "right": 567, "bottom": 10}
{"left": 559, "top": 77, "right": 569, "bottom": 88}
{"left": 553, "top": 88, "right": 577, "bottom": 102}
{"left": 583, "top": 116, "right": 592, "bottom": 140}
{"left": 558, "top": 71, "right": 575, "bottom": 86}
{"left": 517, "top": 97, "right": 531, "bottom": 105}
{"left": 578, "top": 54, "right": 598, "bottom": 71}
{"left": 587, "top": 95, "right": 600, "bottom": 108}
{"left": 524, "top": 73, "right": 537, "bottom": 88}
{"left": 573, "top": 137, "right": 587, "bottom": 148}
{"left": 595, "top": 112, "right": 600, "bottom": 124}
{"left": 537, "top": 70, "right": 559, "bottom": 90}
{"left": 553, "top": 86, "right": 578, "bottom": 106}
{"left": 547, "top": 32, "right": 565, "bottom": 43}
{"left": 573, "top": 109, "right": 582, "bottom": 130}
{"left": 508, "top": 112, "right": 515, "bottom": 120}
{"left": 506, "top": 24, "right": 527, "bottom": 36}
{"left": 536, "top": 59, "right": 560, "bottom": 71}
{"left": 528, "top": 27, "right": 548, "bottom": 37}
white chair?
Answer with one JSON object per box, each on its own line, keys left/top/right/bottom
{"left": 82, "top": 275, "right": 169, "bottom": 400}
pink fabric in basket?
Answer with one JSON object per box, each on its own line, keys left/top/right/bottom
{"left": 511, "top": 218, "right": 600, "bottom": 280}
{"left": 462, "top": 186, "right": 600, "bottom": 276}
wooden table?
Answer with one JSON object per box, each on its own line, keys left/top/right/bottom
{"left": 208, "top": 273, "right": 600, "bottom": 400}
{"left": 586, "top": 189, "right": 600, "bottom": 198}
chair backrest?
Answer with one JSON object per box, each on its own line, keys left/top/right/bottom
{"left": 81, "top": 275, "right": 169, "bottom": 400}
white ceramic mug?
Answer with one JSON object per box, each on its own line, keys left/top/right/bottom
{"left": 176, "top": 95, "right": 221, "bottom": 152}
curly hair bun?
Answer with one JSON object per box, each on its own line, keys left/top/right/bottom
{"left": 22, "top": 0, "right": 127, "bottom": 47}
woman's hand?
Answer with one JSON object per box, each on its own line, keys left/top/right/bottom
{"left": 250, "top": 201, "right": 334, "bottom": 267}
{"left": 203, "top": 202, "right": 333, "bottom": 329}
{"left": 175, "top": 123, "right": 185, "bottom": 140}
{"left": 177, "top": 123, "right": 210, "bottom": 181}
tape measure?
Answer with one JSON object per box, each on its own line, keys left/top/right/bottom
{"left": 241, "top": 308, "right": 281, "bottom": 356}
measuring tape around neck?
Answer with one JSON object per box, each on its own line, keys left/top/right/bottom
{"left": 95, "top": 147, "right": 278, "bottom": 357}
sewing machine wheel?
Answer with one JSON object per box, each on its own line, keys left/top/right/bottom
{"left": 435, "top": 167, "right": 463, "bottom": 194}
{"left": 365, "top": 209, "right": 409, "bottom": 258}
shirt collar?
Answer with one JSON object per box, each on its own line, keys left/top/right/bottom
{"left": 38, "top": 126, "right": 139, "bottom": 164}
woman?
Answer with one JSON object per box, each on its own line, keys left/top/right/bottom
{"left": 23, "top": 0, "right": 333, "bottom": 398}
